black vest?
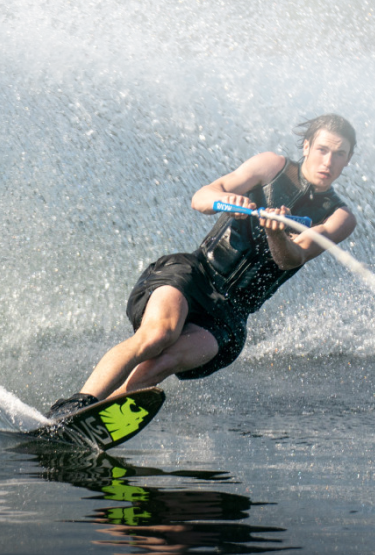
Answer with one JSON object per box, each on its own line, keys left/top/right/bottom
{"left": 196, "top": 158, "right": 346, "bottom": 316}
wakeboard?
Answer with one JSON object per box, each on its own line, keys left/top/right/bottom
{"left": 23, "top": 387, "right": 165, "bottom": 451}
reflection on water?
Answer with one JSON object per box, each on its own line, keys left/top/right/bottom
{"left": 13, "top": 443, "right": 299, "bottom": 553}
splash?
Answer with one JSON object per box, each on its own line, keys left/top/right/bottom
{"left": 0, "top": 0, "right": 374, "bottom": 398}
{"left": 0, "top": 386, "right": 48, "bottom": 432}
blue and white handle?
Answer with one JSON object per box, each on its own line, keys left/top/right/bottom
{"left": 213, "top": 201, "right": 312, "bottom": 228}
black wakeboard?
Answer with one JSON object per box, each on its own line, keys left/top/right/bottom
{"left": 23, "top": 387, "right": 165, "bottom": 451}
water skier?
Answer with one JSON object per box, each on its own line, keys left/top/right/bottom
{"left": 47, "top": 114, "right": 357, "bottom": 418}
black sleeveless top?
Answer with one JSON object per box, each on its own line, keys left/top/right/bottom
{"left": 196, "top": 158, "right": 346, "bottom": 316}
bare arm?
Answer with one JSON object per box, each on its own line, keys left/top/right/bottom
{"left": 263, "top": 207, "right": 357, "bottom": 270}
{"left": 191, "top": 152, "right": 285, "bottom": 215}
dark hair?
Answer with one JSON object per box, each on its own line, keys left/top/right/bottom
{"left": 294, "top": 114, "right": 356, "bottom": 156}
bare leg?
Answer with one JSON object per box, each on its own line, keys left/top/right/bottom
{"left": 81, "top": 286, "right": 189, "bottom": 400}
{"left": 108, "top": 323, "right": 219, "bottom": 395}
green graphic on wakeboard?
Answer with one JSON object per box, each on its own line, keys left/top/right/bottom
{"left": 21, "top": 387, "right": 166, "bottom": 451}
{"left": 99, "top": 398, "right": 149, "bottom": 441}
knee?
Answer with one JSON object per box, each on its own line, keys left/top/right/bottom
{"left": 135, "top": 323, "right": 178, "bottom": 359}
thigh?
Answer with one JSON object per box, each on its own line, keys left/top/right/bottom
{"left": 140, "top": 285, "right": 189, "bottom": 336}
{"left": 177, "top": 315, "right": 247, "bottom": 380}
{"left": 171, "top": 322, "right": 220, "bottom": 371}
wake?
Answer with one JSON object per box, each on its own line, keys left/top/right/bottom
{"left": 0, "top": 386, "right": 48, "bottom": 432}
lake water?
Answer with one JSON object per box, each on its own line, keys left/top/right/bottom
{"left": 0, "top": 0, "right": 375, "bottom": 553}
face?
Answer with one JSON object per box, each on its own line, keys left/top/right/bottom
{"left": 301, "top": 129, "right": 352, "bottom": 191}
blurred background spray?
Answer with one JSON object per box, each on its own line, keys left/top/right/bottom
{"left": 0, "top": 0, "right": 374, "bottom": 409}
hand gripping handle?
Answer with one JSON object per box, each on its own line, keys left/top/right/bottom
{"left": 212, "top": 201, "right": 312, "bottom": 228}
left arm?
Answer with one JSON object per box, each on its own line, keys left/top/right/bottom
{"left": 262, "top": 207, "right": 357, "bottom": 270}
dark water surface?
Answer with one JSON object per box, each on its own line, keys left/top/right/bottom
{"left": 1, "top": 356, "right": 374, "bottom": 555}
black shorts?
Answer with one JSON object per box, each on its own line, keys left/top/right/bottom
{"left": 126, "top": 253, "right": 247, "bottom": 380}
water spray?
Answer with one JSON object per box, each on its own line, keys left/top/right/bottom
{"left": 213, "top": 201, "right": 375, "bottom": 295}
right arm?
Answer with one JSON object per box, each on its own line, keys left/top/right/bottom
{"left": 260, "top": 206, "right": 357, "bottom": 270}
{"left": 191, "top": 151, "right": 286, "bottom": 215}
